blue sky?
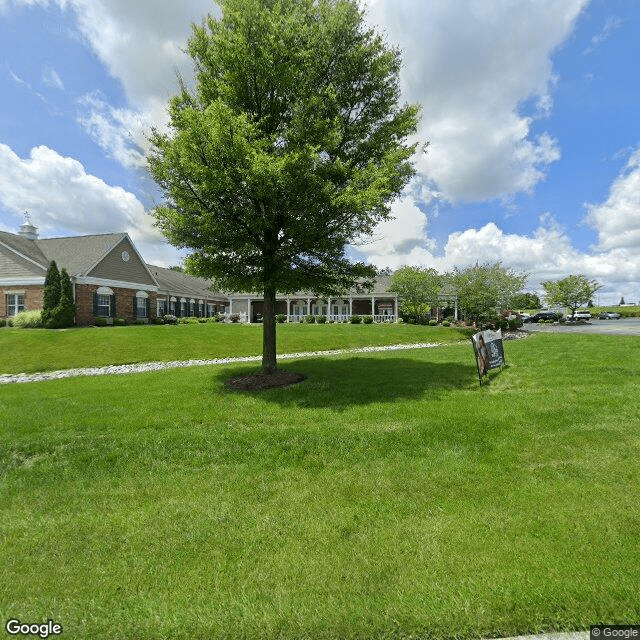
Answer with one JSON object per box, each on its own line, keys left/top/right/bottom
{"left": 1, "top": 0, "right": 639, "bottom": 304}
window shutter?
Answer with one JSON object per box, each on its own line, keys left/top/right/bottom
{"left": 133, "top": 296, "right": 138, "bottom": 317}
{"left": 146, "top": 298, "right": 150, "bottom": 318}
{"left": 111, "top": 294, "right": 116, "bottom": 318}
{"left": 93, "top": 292, "right": 98, "bottom": 316}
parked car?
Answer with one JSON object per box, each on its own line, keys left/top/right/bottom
{"left": 598, "top": 311, "right": 621, "bottom": 319}
{"left": 566, "top": 310, "right": 592, "bottom": 320}
{"left": 523, "top": 311, "right": 559, "bottom": 323}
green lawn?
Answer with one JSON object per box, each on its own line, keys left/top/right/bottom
{"left": 0, "top": 321, "right": 470, "bottom": 374}
{"left": 1, "top": 333, "right": 638, "bottom": 639}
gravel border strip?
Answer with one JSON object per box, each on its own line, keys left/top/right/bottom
{"left": 0, "top": 342, "right": 452, "bottom": 385}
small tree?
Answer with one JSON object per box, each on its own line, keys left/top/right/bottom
{"left": 511, "top": 292, "right": 541, "bottom": 310}
{"left": 148, "top": 0, "right": 420, "bottom": 374}
{"left": 449, "top": 262, "right": 527, "bottom": 326}
{"left": 42, "top": 260, "right": 61, "bottom": 325}
{"left": 541, "top": 274, "right": 601, "bottom": 318}
{"left": 620, "top": 296, "right": 625, "bottom": 306}
{"left": 389, "top": 266, "right": 442, "bottom": 323}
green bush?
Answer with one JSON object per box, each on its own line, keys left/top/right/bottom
{"left": 153, "top": 317, "right": 165, "bottom": 325}
{"left": 429, "top": 319, "right": 438, "bottom": 326}
{"left": 276, "top": 314, "right": 286, "bottom": 323}
{"left": 350, "top": 315, "right": 362, "bottom": 324}
{"left": 442, "top": 320, "right": 450, "bottom": 327}
{"left": 317, "top": 315, "right": 327, "bottom": 324}
{"left": 198, "top": 317, "right": 207, "bottom": 323}
{"left": 115, "top": 318, "right": 126, "bottom": 326}
{"left": 11, "top": 310, "right": 43, "bottom": 328}
{"left": 305, "top": 314, "right": 316, "bottom": 323}
{"left": 229, "top": 314, "right": 240, "bottom": 323}
{"left": 94, "top": 318, "right": 108, "bottom": 327}
{"left": 363, "top": 315, "right": 373, "bottom": 324}
{"left": 163, "top": 314, "right": 178, "bottom": 325}
{"left": 396, "top": 318, "right": 403, "bottom": 324}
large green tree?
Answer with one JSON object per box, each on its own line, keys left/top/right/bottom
{"left": 541, "top": 274, "right": 601, "bottom": 317}
{"left": 148, "top": 0, "right": 420, "bottom": 373}
{"left": 449, "top": 262, "right": 527, "bottom": 326}
{"left": 42, "top": 260, "right": 61, "bottom": 326}
{"left": 389, "top": 266, "right": 442, "bottom": 323}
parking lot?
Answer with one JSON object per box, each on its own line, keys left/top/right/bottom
{"left": 524, "top": 317, "right": 640, "bottom": 336}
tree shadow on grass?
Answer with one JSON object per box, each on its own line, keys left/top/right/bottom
{"left": 219, "top": 355, "right": 478, "bottom": 409}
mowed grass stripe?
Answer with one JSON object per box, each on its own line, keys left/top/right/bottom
{"left": 0, "top": 322, "right": 472, "bottom": 374}
{"left": 0, "top": 334, "right": 638, "bottom": 639}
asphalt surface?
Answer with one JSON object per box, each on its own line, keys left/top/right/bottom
{"left": 524, "top": 317, "right": 640, "bottom": 336}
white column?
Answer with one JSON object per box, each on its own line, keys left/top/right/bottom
{"left": 286, "top": 297, "right": 290, "bottom": 322}
{"left": 327, "top": 298, "right": 331, "bottom": 320}
{"left": 371, "top": 296, "right": 375, "bottom": 318}
{"left": 248, "top": 299, "right": 252, "bottom": 323}
{"left": 229, "top": 299, "right": 233, "bottom": 315}
{"left": 349, "top": 297, "right": 353, "bottom": 317}
{"left": 307, "top": 297, "right": 312, "bottom": 315}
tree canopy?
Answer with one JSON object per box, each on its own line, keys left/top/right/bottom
{"left": 449, "top": 262, "right": 527, "bottom": 325}
{"left": 148, "top": 0, "right": 420, "bottom": 373}
{"left": 541, "top": 274, "right": 601, "bottom": 316}
{"left": 389, "top": 266, "right": 442, "bottom": 323}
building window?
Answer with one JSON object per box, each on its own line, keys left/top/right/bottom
{"left": 135, "top": 291, "right": 149, "bottom": 318}
{"left": 136, "top": 297, "right": 147, "bottom": 318}
{"left": 6, "top": 293, "right": 25, "bottom": 316}
{"left": 158, "top": 300, "right": 166, "bottom": 316}
{"left": 96, "top": 294, "right": 111, "bottom": 317}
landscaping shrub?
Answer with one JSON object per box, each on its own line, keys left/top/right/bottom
{"left": 94, "top": 318, "right": 108, "bottom": 327}
{"left": 305, "top": 314, "right": 316, "bottom": 323}
{"left": 115, "top": 318, "right": 127, "bottom": 326}
{"left": 317, "top": 315, "right": 327, "bottom": 324}
{"left": 442, "top": 320, "right": 450, "bottom": 327}
{"left": 229, "top": 314, "right": 240, "bottom": 323}
{"left": 11, "top": 310, "right": 43, "bottom": 328}
{"left": 396, "top": 318, "right": 403, "bottom": 324}
{"left": 429, "top": 319, "right": 438, "bottom": 326}
{"left": 350, "top": 315, "right": 362, "bottom": 324}
{"left": 276, "top": 314, "right": 286, "bottom": 323}
{"left": 153, "top": 317, "right": 165, "bottom": 325}
{"left": 508, "top": 318, "right": 523, "bottom": 329}
{"left": 163, "top": 315, "right": 178, "bottom": 325}
{"left": 363, "top": 315, "right": 373, "bottom": 324}
{"left": 198, "top": 317, "right": 207, "bottom": 323}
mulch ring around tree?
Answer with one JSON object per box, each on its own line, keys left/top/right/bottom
{"left": 225, "top": 370, "right": 307, "bottom": 392}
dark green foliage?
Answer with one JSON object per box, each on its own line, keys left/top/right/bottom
{"left": 43, "top": 265, "right": 76, "bottom": 328}
{"left": 350, "top": 315, "right": 362, "bottom": 324}
{"left": 276, "top": 314, "right": 287, "bottom": 323}
{"left": 511, "top": 292, "right": 541, "bottom": 309}
{"left": 42, "top": 260, "right": 61, "bottom": 325}
{"left": 317, "top": 315, "right": 327, "bottom": 324}
{"left": 94, "top": 318, "right": 108, "bottom": 327}
{"left": 363, "top": 315, "right": 373, "bottom": 324}
{"left": 305, "top": 315, "right": 316, "bottom": 324}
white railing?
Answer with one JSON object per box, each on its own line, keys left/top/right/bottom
{"left": 286, "top": 314, "right": 396, "bottom": 323}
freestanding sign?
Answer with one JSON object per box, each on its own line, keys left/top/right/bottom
{"left": 471, "top": 328, "right": 505, "bottom": 384}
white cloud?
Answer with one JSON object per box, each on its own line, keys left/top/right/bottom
{"left": 0, "top": 143, "right": 166, "bottom": 249}
{"left": 584, "top": 15, "right": 623, "bottom": 54}
{"left": 42, "top": 65, "right": 64, "bottom": 90}
{"left": 585, "top": 148, "right": 640, "bottom": 251}
{"left": 364, "top": 0, "right": 587, "bottom": 203}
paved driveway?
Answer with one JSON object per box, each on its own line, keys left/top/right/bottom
{"left": 524, "top": 317, "right": 640, "bottom": 336}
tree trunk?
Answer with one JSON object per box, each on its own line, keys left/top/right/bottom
{"left": 262, "top": 285, "right": 278, "bottom": 374}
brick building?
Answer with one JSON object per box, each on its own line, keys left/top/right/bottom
{"left": 1, "top": 221, "right": 227, "bottom": 326}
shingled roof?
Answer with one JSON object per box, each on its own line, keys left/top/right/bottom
{"left": 147, "top": 264, "right": 227, "bottom": 300}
